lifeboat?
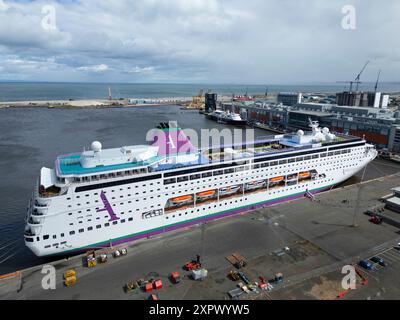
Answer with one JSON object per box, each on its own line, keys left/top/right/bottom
{"left": 170, "top": 195, "right": 193, "bottom": 204}
{"left": 270, "top": 176, "right": 284, "bottom": 183}
{"left": 286, "top": 174, "right": 298, "bottom": 181}
{"left": 196, "top": 190, "right": 217, "bottom": 198}
{"left": 299, "top": 172, "right": 311, "bottom": 179}
{"left": 219, "top": 185, "right": 241, "bottom": 196}
{"left": 245, "top": 180, "right": 266, "bottom": 190}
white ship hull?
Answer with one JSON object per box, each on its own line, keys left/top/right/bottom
{"left": 25, "top": 141, "right": 377, "bottom": 257}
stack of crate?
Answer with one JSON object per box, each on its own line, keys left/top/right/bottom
{"left": 64, "top": 269, "right": 77, "bottom": 287}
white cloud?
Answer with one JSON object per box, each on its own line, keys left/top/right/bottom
{"left": 128, "top": 66, "right": 155, "bottom": 74}
{"left": 76, "top": 64, "right": 109, "bottom": 73}
{"left": 0, "top": 0, "right": 399, "bottom": 83}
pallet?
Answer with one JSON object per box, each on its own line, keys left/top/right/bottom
{"left": 226, "top": 252, "right": 247, "bottom": 268}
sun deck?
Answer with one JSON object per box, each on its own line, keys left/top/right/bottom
{"left": 55, "top": 130, "right": 362, "bottom": 178}
{"left": 57, "top": 154, "right": 161, "bottom": 176}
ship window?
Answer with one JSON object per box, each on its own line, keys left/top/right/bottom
{"left": 320, "top": 153, "right": 327, "bottom": 157}
{"left": 75, "top": 174, "right": 161, "bottom": 192}
{"left": 213, "top": 170, "right": 223, "bottom": 176}
{"left": 79, "top": 229, "right": 84, "bottom": 233}
{"left": 113, "top": 221, "right": 118, "bottom": 225}
{"left": 190, "top": 174, "right": 201, "bottom": 180}
{"left": 53, "top": 235, "right": 57, "bottom": 239}
{"left": 88, "top": 227, "right": 93, "bottom": 231}
{"left": 177, "top": 176, "right": 189, "bottom": 182}
{"left": 25, "top": 238, "right": 34, "bottom": 243}
{"left": 61, "top": 233, "right": 65, "bottom": 237}
{"left": 70, "top": 231, "right": 75, "bottom": 235}
{"left": 43, "top": 235, "right": 49, "bottom": 240}
{"left": 304, "top": 156, "right": 312, "bottom": 160}
{"left": 261, "top": 162, "right": 269, "bottom": 168}
{"left": 96, "top": 225, "right": 101, "bottom": 229}
{"left": 202, "top": 172, "right": 212, "bottom": 178}
{"left": 164, "top": 178, "right": 176, "bottom": 185}
{"left": 128, "top": 218, "right": 133, "bottom": 221}
{"left": 288, "top": 158, "right": 296, "bottom": 163}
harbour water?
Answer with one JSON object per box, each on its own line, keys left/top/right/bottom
{"left": 1, "top": 82, "right": 399, "bottom": 102}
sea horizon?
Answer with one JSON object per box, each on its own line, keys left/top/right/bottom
{"left": 1, "top": 81, "right": 399, "bottom": 102}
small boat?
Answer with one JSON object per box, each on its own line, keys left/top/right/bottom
{"left": 219, "top": 185, "right": 241, "bottom": 196}
{"left": 270, "top": 176, "right": 284, "bottom": 183}
{"left": 196, "top": 190, "right": 217, "bottom": 199}
{"left": 170, "top": 195, "right": 193, "bottom": 204}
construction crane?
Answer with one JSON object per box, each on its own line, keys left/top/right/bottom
{"left": 354, "top": 60, "right": 370, "bottom": 91}
{"left": 374, "top": 70, "right": 381, "bottom": 93}
{"left": 337, "top": 60, "right": 370, "bottom": 92}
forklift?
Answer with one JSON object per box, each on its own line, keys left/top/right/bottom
{"left": 184, "top": 255, "right": 202, "bottom": 271}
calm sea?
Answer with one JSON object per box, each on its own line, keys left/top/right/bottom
{"left": 0, "top": 82, "right": 399, "bottom": 102}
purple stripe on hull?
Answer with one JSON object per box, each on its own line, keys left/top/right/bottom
{"left": 92, "top": 187, "right": 329, "bottom": 250}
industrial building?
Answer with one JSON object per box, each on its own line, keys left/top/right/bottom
{"left": 224, "top": 97, "right": 399, "bottom": 151}
{"left": 336, "top": 91, "right": 390, "bottom": 108}
{"left": 385, "top": 187, "right": 400, "bottom": 213}
{"left": 287, "top": 110, "right": 333, "bottom": 131}
{"left": 277, "top": 92, "right": 302, "bottom": 106}
{"left": 205, "top": 93, "right": 217, "bottom": 113}
{"left": 293, "top": 103, "right": 397, "bottom": 148}
{"left": 388, "top": 124, "right": 400, "bottom": 153}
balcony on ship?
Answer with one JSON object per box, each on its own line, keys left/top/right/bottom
{"left": 27, "top": 217, "right": 43, "bottom": 227}
{"left": 38, "top": 167, "right": 62, "bottom": 198}
{"left": 24, "top": 228, "right": 36, "bottom": 237}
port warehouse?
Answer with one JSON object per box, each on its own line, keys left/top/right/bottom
{"left": 222, "top": 100, "right": 400, "bottom": 151}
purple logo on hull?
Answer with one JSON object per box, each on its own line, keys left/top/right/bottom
{"left": 97, "top": 191, "right": 120, "bottom": 222}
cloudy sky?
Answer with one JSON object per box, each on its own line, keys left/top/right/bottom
{"left": 0, "top": 0, "right": 399, "bottom": 83}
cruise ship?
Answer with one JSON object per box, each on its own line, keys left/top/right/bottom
{"left": 24, "top": 121, "right": 377, "bottom": 257}
{"left": 207, "top": 110, "right": 247, "bottom": 126}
